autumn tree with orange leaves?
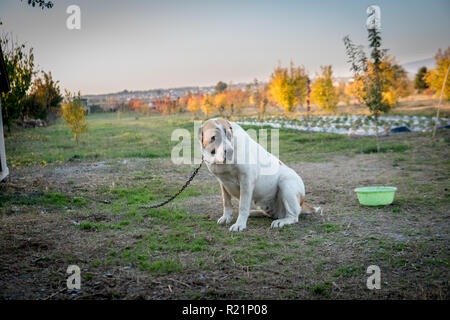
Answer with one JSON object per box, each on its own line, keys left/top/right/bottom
{"left": 152, "top": 97, "right": 182, "bottom": 115}
{"left": 225, "top": 86, "right": 248, "bottom": 115}
{"left": 249, "top": 79, "right": 269, "bottom": 120}
{"left": 268, "top": 62, "right": 309, "bottom": 113}
{"left": 200, "top": 94, "right": 214, "bottom": 117}
{"left": 186, "top": 93, "right": 202, "bottom": 118}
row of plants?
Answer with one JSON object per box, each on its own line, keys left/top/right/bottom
{"left": 237, "top": 115, "right": 450, "bottom": 136}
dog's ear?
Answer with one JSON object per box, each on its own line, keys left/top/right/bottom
{"left": 215, "top": 118, "right": 233, "bottom": 141}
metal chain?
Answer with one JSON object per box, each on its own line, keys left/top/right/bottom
{"left": 141, "top": 159, "right": 203, "bottom": 209}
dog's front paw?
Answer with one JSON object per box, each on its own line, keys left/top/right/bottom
{"left": 271, "top": 219, "right": 284, "bottom": 228}
{"left": 271, "top": 218, "right": 296, "bottom": 229}
{"left": 229, "top": 223, "right": 246, "bottom": 232}
{"left": 217, "top": 215, "right": 233, "bottom": 225}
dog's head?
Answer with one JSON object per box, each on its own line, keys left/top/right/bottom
{"left": 198, "top": 118, "right": 233, "bottom": 164}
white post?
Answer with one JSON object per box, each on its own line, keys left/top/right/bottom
{"left": 432, "top": 65, "right": 450, "bottom": 138}
{"left": 0, "top": 99, "right": 9, "bottom": 181}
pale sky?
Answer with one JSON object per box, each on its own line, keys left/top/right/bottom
{"left": 0, "top": 0, "right": 449, "bottom": 94}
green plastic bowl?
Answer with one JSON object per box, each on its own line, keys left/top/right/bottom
{"left": 354, "top": 186, "right": 397, "bottom": 206}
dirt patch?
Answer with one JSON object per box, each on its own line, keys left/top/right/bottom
{"left": 0, "top": 139, "right": 449, "bottom": 299}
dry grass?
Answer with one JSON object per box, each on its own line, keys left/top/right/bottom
{"left": 0, "top": 115, "right": 448, "bottom": 300}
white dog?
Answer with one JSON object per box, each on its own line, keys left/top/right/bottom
{"left": 198, "top": 118, "right": 319, "bottom": 232}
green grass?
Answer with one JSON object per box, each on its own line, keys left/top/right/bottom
{"left": 2, "top": 111, "right": 449, "bottom": 298}
{"left": 0, "top": 191, "right": 87, "bottom": 208}
{"left": 6, "top": 112, "right": 415, "bottom": 166}
{"left": 100, "top": 206, "right": 210, "bottom": 271}
{"left": 5, "top": 113, "right": 193, "bottom": 166}
{"left": 333, "top": 265, "right": 361, "bottom": 278}
{"left": 239, "top": 125, "right": 410, "bottom": 162}
{"left": 312, "top": 281, "right": 332, "bottom": 296}
{"left": 361, "top": 143, "right": 410, "bottom": 154}
{"left": 110, "top": 183, "right": 202, "bottom": 206}
{"left": 76, "top": 220, "right": 131, "bottom": 231}
{"left": 323, "top": 223, "right": 342, "bottom": 233}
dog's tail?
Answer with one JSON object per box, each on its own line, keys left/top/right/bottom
{"left": 300, "top": 200, "right": 321, "bottom": 214}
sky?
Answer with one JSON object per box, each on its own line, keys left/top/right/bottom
{"left": 0, "top": 0, "right": 449, "bottom": 95}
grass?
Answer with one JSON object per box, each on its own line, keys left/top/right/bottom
{"left": 110, "top": 183, "right": 202, "bottom": 206}
{"left": 4, "top": 113, "right": 193, "bottom": 166}
{"left": 333, "top": 266, "right": 362, "bottom": 278}
{"left": 5, "top": 112, "right": 416, "bottom": 167}
{"left": 312, "top": 281, "right": 332, "bottom": 296}
{"left": 1, "top": 111, "right": 449, "bottom": 299}
{"left": 239, "top": 125, "right": 411, "bottom": 162}
{"left": 0, "top": 191, "right": 87, "bottom": 208}
{"left": 323, "top": 223, "right": 342, "bottom": 233}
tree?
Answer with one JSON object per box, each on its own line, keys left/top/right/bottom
{"left": 338, "top": 81, "right": 351, "bottom": 106}
{"left": 268, "top": 62, "right": 308, "bottom": 113}
{"left": 414, "top": 66, "right": 429, "bottom": 91}
{"left": 152, "top": 96, "right": 181, "bottom": 115}
{"left": 259, "top": 95, "right": 268, "bottom": 120}
{"left": 214, "top": 92, "right": 227, "bottom": 115}
{"left": 249, "top": 79, "right": 269, "bottom": 120}
{"left": 311, "top": 65, "right": 339, "bottom": 112}
{"left": 225, "top": 86, "right": 247, "bottom": 115}
{"left": 177, "top": 95, "right": 190, "bottom": 113}
{"left": 380, "top": 57, "right": 411, "bottom": 105}
{"left": 24, "top": 71, "right": 63, "bottom": 119}
{"left": 425, "top": 47, "right": 450, "bottom": 101}
{"left": 344, "top": 28, "right": 391, "bottom": 152}
{"left": 215, "top": 81, "right": 227, "bottom": 94}
{"left": 200, "top": 94, "right": 214, "bottom": 117}
{"left": 346, "top": 54, "right": 409, "bottom": 107}
{"left": 62, "top": 91, "right": 87, "bottom": 144}
{"left": 186, "top": 93, "right": 201, "bottom": 117}
{"left": 21, "top": 0, "right": 54, "bottom": 9}
{"left": 345, "top": 79, "right": 365, "bottom": 105}
{"left": 305, "top": 78, "right": 311, "bottom": 116}
{"left": 0, "top": 34, "right": 35, "bottom": 132}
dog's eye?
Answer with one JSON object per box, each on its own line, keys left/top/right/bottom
{"left": 211, "top": 149, "right": 215, "bottom": 155}
{"left": 211, "top": 136, "right": 215, "bottom": 142}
